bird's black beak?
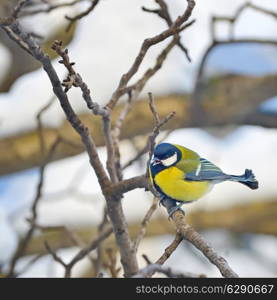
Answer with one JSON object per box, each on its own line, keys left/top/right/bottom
{"left": 152, "top": 157, "right": 161, "bottom": 166}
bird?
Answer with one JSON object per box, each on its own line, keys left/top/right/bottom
{"left": 148, "top": 143, "right": 259, "bottom": 217}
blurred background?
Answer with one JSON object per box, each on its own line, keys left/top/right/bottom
{"left": 0, "top": 0, "right": 277, "bottom": 277}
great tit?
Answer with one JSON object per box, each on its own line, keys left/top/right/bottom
{"left": 149, "top": 143, "right": 258, "bottom": 215}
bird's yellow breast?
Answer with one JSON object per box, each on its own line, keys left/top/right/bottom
{"left": 154, "top": 167, "right": 210, "bottom": 202}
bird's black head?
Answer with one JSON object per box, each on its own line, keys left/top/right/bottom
{"left": 150, "top": 143, "right": 182, "bottom": 175}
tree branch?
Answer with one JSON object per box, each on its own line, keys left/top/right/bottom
{"left": 0, "top": 15, "right": 141, "bottom": 276}
{"left": 133, "top": 197, "right": 158, "bottom": 253}
{"left": 191, "top": 2, "right": 277, "bottom": 120}
{"left": 142, "top": 0, "right": 194, "bottom": 62}
{"left": 105, "top": 0, "right": 195, "bottom": 110}
{"left": 155, "top": 233, "right": 183, "bottom": 265}
{"left": 20, "top": 0, "right": 86, "bottom": 17}
{"left": 133, "top": 263, "right": 204, "bottom": 278}
{"left": 161, "top": 198, "right": 239, "bottom": 278}
{"left": 7, "top": 137, "right": 61, "bottom": 277}
{"left": 65, "top": 0, "right": 100, "bottom": 32}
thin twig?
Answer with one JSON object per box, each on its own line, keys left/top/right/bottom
{"left": 7, "top": 137, "right": 61, "bottom": 277}
{"left": 103, "top": 113, "right": 118, "bottom": 183}
{"left": 112, "top": 91, "right": 134, "bottom": 180}
{"left": 108, "top": 91, "right": 176, "bottom": 195}
{"left": 191, "top": 2, "right": 277, "bottom": 123}
{"left": 36, "top": 95, "right": 56, "bottom": 156}
{"left": 149, "top": 92, "right": 160, "bottom": 124}
{"left": 52, "top": 40, "right": 117, "bottom": 187}
{"left": 146, "top": 93, "right": 176, "bottom": 173}
{"left": 44, "top": 241, "right": 68, "bottom": 268}
{"left": 110, "top": 35, "right": 184, "bottom": 180}
{"left": 104, "top": 6, "right": 195, "bottom": 183}
{"left": 133, "top": 197, "right": 158, "bottom": 253}
{"left": 142, "top": 254, "right": 153, "bottom": 265}
{"left": 122, "top": 129, "right": 173, "bottom": 170}
{"left": 156, "top": 233, "right": 183, "bottom": 265}
{"left": 34, "top": 223, "right": 102, "bottom": 272}
{"left": 122, "top": 144, "right": 149, "bottom": 170}
{"left": 144, "top": 232, "right": 183, "bottom": 277}
{"left": 13, "top": 0, "right": 31, "bottom": 18}
{"left": 64, "top": 225, "right": 113, "bottom": 278}
{"left": 65, "top": 0, "right": 100, "bottom": 32}
{"left": 45, "top": 225, "right": 113, "bottom": 278}
{"left": 93, "top": 207, "right": 109, "bottom": 276}
{"left": 6, "top": 94, "right": 60, "bottom": 277}
{"left": 142, "top": 0, "right": 194, "bottom": 62}
{"left": 123, "top": 34, "right": 183, "bottom": 97}
{"left": 211, "top": 2, "right": 277, "bottom": 40}
{"left": 104, "top": 248, "right": 121, "bottom": 278}
{"left": 133, "top": 264, "right": 203, "bottom": 278}
{"left": 102, "top": 30, "right": 186, "bottom": 184}
{"left": 20, "top": 0, "right": 86, "bottom": 17}
{"left": 51, "top": 40, "right": 108, "bottom": 117}
{"left": 15, "top": 253, "right": 44, "bottom": 277}
{"left": 105, "top": 0, "right": 196, "bottom": 110}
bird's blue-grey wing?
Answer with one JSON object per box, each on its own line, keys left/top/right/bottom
{"left": 185, "top": 158, "right": 230, "bottom": 182}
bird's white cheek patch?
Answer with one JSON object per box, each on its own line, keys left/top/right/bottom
{"left": 161, "top": 153, "right": 177, "bottom": 167}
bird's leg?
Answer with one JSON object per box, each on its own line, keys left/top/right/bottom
{"left": 167, "top": 202, "right": 185, "bottom": 219}
{"left": 158, "top": 196, "right": 185, "bottom": 219}
{"left": 158, "top": 195, "right": 167, "bottom": 207}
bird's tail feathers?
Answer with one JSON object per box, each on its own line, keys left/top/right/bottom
{"left": 230, "top": 169, "right": 258, "bottom": 190}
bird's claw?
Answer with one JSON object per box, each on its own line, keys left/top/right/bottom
{"left": 158, "top": 196, "right": 185, "bottom": 219}
{"left": 158, "top": 195, "right": 166, "bottom": 207}
{"left": 167, "top": 204, "right": 185, "bottom": 220}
